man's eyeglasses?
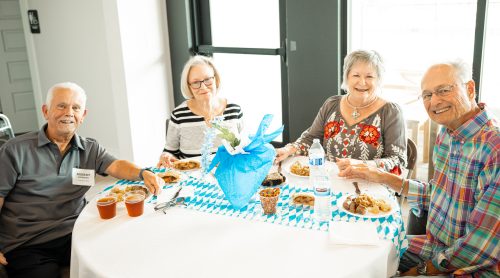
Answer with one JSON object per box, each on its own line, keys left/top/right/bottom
{"left": 420, "top": 84, "right": 458, "bottom": 102}
{"left": 189, "top": 76, "right": 215, "bottom": 89}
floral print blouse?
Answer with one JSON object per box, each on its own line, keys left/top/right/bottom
{"left": 291, "top": 95, "right": 407, "bottom": 174}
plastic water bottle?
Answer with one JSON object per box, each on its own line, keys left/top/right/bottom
{"left": 309, "top": 138, "right": 331, "bottom": 222}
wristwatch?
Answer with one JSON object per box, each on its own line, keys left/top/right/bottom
{"left": 436, "top": 253, "right": 450, "bottom": 271}
{"left": 138, "top": 168, "right": 154, "bottom": 180}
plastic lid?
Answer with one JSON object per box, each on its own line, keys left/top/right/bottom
{"left": 313, "top": 138, "right": 320, "bottom": 143}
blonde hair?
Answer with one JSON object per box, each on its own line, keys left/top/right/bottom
{"left": 180, "top": 55, "right": 221, "bottom": 99}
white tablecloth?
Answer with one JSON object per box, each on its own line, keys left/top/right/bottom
{"left": 71, "top": 158, "right": 401, "bottom": 278}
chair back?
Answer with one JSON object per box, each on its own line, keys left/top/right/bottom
{"left": 406, "top": 138, "right": 417, "bottom": 179}
{"left": 165, "top": 118, "right": 170, "bottom": 137}
{"left": 397, "top": 138, "right": 418, "bottom": 207}
{"left": 160, "top": 118, "right": 170, "bottom": 153}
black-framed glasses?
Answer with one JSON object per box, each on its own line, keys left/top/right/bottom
{"left": 420, "top": 84, "right": 460, "bottom": 102}
{"left": 189, "top": 76, "right": 215, "bottom": 89}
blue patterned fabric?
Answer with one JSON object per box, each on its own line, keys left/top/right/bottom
{"left": 181, "top": 176, "right": 408, "bottom": 255}
{"left": 102, "top": 174, "right": 408, "bottom": 256}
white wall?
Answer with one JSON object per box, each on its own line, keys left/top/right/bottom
{"left": 19, "top": 0, "right": 173, "bottom": 167}
{"left": 114, "top": 0, "right": 174, "bottom": 165}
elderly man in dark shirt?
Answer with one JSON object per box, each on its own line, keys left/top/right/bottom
{"left": 0, "top": 82, "right": 163, "bottom": 278}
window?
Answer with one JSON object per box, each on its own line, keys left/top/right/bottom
{"left": 207, "top": 0, "right": 285, "bottom": 142}
{"left": 349, "top": 0, "right": 478, "bottom": 180}
{"left": 480, "top": 0, "right": 500, "bottom": 118}
{"left": 213, "top": 54, "right": 283, "bottom": 140}
{"left": 350, "top": 0, "right": 476, "bottom": 106}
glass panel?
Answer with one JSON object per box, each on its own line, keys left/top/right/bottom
{"left": 350, "top": 0, "right": 476, "bottom": 107}
{"left": 213, "top": 53, "right": 283, "bottom": 142}
{"left": 210, "top": 0, "right": 280, "bottom": 48}
{"left": 349, "top": 0, "right": 477, "bottom": 180}
{"left": 480, "top": 0, "right": 500, "bottom": 118}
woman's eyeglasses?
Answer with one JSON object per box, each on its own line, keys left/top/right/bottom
{"left": 189, "top": 76, "right": 215, "bottom": 89}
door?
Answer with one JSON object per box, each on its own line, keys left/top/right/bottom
{"left": 0, "top": 0, "right": 37, "bottom": 133}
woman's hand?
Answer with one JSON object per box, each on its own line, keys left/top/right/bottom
{"left": 335, "top": 158, "right": 366, "bottom": 171}
{"left": 338, "top": 163, "right": 385, "bottom": 183}
{"left": 275, "top": 145, "right": 296, "bottom": 163}
{"left": 156, "top": 152, "right": 178, "bottom": 168}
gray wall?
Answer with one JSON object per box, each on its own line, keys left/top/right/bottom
{"left": 286, "top": 0, "right": 341, "bottom": 141}
{"left": 166, "top": 0, "right": 193, "bottom": 105}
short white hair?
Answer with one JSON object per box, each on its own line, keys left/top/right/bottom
{"left": 46, "top": 82, "right": 87, "bottom": 109}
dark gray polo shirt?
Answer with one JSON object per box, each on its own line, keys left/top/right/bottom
{"left": 0, "top": 124, "right": 116, "bottom": 254}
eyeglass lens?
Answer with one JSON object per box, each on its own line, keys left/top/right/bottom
{"left": 190, "top": 77, "right": 214, "bottom": 89}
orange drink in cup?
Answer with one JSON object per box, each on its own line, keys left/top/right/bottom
{"left": 124, "top": 190, "right": 146, "bottom": 217}
{"left": 259, "top": 188, "right": 281, "bottom": 215}
{"left": 97, "top": 196, "right": 117, "bottom": 219}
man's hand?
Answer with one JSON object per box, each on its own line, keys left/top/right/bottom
{"left": 156, "top": 152, "right": 178, "bottom": 168}
{"left": 400, "top": 260, "right": 452, "bottom": 276}
{"left": 0, "top": 251, "right": 7, "bottom": 266}
{"left": 142, "top": 170, "right": 163, "bottom": 196}
{"left": 106, "top": 160, "right": 163, "bottom": 196}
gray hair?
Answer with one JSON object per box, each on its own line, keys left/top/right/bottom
{"left": 180, "top": 55, "right": 221, "bottom": 99}
{"left": 446, "top": 59, "right": 472, "bottom": 83}
{"left": 341, "top": 50, "right": 385, "bottom": 91}
{"left": 46, "top": 82, "right": 87, "bottom": 109}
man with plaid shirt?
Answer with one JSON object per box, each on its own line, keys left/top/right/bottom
{"left": 339, "top": 60, "right": 499, "bottom": 277}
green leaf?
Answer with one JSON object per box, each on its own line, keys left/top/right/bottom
{"left": 212, "top": 123, "right": 240, "bottom": 148}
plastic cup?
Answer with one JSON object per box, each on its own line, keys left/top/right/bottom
{"left": 124, "top": 190, "right": 146, "bottom": 217}
{"left": 97, "top": 196, "right": 117, "bottom": 219}
{"left": 259, "top": 188, "right": 281, "bottom": 215}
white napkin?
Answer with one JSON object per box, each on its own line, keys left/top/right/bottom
{"left": 329, "top": 220, "right": 381, "bottom": 246}
{"left": 156, "top": 186, "right": 181, "bottom": 204}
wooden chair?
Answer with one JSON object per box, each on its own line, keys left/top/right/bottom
{"left": 397, "top": 138, "right": 418, "bottom": 207}
{"left": 404, "top": 138, "right": 428, "bottom": 235}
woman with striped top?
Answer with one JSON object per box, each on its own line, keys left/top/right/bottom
{"left": 157, "top": 56, "right": 243, "bottom": 167}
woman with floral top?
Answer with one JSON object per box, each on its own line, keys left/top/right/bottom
{"left": 276, "top": 50, "right": 407, "bottom": 174}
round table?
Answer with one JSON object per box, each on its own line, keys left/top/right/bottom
{"left": 71, "top": 158, "right": 400, "bottom": 277}
{"left": 71, "top": 205, "right": 398, "bottom": 278}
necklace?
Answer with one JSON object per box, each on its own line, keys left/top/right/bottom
{"left": 345, "top": 94, "right": 378, "bottom": 120}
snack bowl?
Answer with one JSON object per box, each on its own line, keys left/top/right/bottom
{"left": 259, "top": 188, "right": 281, "bottom": 215}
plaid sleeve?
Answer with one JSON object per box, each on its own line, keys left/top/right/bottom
{"left": 443, "top": 149, "right": 500, "bottom": 273}
{"left": 406, "top": 179, "right": 431, "bottom": 218}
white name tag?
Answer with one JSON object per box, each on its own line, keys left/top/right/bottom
{"left": 72, "top": 168, "right": 95, "bottom": 186}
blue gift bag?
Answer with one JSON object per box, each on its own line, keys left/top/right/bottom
{"left": 208, "top": 114, "right": 283, "bottom": 209}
